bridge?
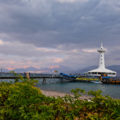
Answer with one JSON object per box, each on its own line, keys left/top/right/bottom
{"left": 0, "top": 72, "right": 76, "bottom": 83}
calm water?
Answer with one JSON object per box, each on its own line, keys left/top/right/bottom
{"left": 1, "top": 79, "right": 120, "bottom": 99}
{"left": 36, "top": 79, "right": 120, "bottom": 99}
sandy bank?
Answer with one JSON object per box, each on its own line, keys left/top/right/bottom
{"left": 41, "top": 90, "right": 91, "bottom": 100}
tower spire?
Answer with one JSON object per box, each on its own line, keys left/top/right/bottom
{"left": 101, "top": 41, "right": 103, "bottom": 49}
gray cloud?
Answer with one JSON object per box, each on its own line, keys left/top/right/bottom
{"left": 0, "top": 0, "right": 120, "bottom": 70}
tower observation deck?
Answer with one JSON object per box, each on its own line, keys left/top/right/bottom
{"left": 88, "top": 43, "right": 116, "bottom": 77}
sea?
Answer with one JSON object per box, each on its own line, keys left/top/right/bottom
{"left": 1, "top": 78, "right": 120, "bottom": 99}
{"left": 36, "top": 78, "right": 120, "bottom": 99}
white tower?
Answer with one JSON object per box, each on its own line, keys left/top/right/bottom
{"left": 88, "top": 43, "right": 117, "bottom": 77}
{"left": 98, "top": 43, "right": 106, "bottom": 69}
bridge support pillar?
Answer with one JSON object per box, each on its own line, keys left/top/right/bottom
{"left": 26, "top": 72, "right": 30, "bottom": 80}
{"left": 60, "top": 77, "right": 64, "bottom": 82}
{"left": 43, "top": 78, "right": 46, "bottom": 84}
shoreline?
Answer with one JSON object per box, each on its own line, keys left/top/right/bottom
{"left": 41, "top": 89, "right": 92, "bottom": 100}
{"left": 41, "top": 90, "right": 120, "bottom": 100}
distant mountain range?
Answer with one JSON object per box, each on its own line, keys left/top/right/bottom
{"left": 4, "top": 65, "right": 120, "bottom": 76}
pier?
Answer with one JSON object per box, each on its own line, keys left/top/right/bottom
{"left": 1, "top": 72, "right": 120, "bottom": 84}
{"left": 0, "top": 73, "right": 62, "bottom": 79}
{"left": 0, "top": 72, "right": 76, "bottom": 83}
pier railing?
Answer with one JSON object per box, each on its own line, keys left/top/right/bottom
{"left": 0, "top": 73, "right": 63, "bottom": 79}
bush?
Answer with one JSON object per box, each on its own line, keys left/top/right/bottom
{"left": 0, "top": 80, "right": 120, "bottom": 120}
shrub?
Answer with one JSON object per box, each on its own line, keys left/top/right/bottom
{"left": 0, "top": 79, "right": 120, "bottom": 120}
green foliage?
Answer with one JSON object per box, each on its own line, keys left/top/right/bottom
{"left": 0, "top": 78, "right": 120, "bottom": 120}
{"left": 88, "top": 90, "right": 102, "bottom": 97}
{"left": 71, "top": 88, "right": 85, "bottom": 99}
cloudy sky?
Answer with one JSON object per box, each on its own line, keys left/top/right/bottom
{"left": 0, "top": 0, "right": 120, "bottom": 71}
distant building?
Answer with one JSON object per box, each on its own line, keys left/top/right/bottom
{"left": 87, "top": 43, "right": 116, "bottom": 77}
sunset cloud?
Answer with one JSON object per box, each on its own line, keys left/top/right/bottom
{"left": 49, "top": 65, "right": 60, "bottom": 69}
{"left": 82, "top": 48, "right": 97, "bottom": 53}
{"left": 54, "top": 58, "right": 64, "bottom": 63}
{"left": 0, "top": 40, "right": 4, "bottom": 45}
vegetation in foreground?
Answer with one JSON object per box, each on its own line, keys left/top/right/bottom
{"left": 0, "top": 78, "right": 120, "bottom": 120}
